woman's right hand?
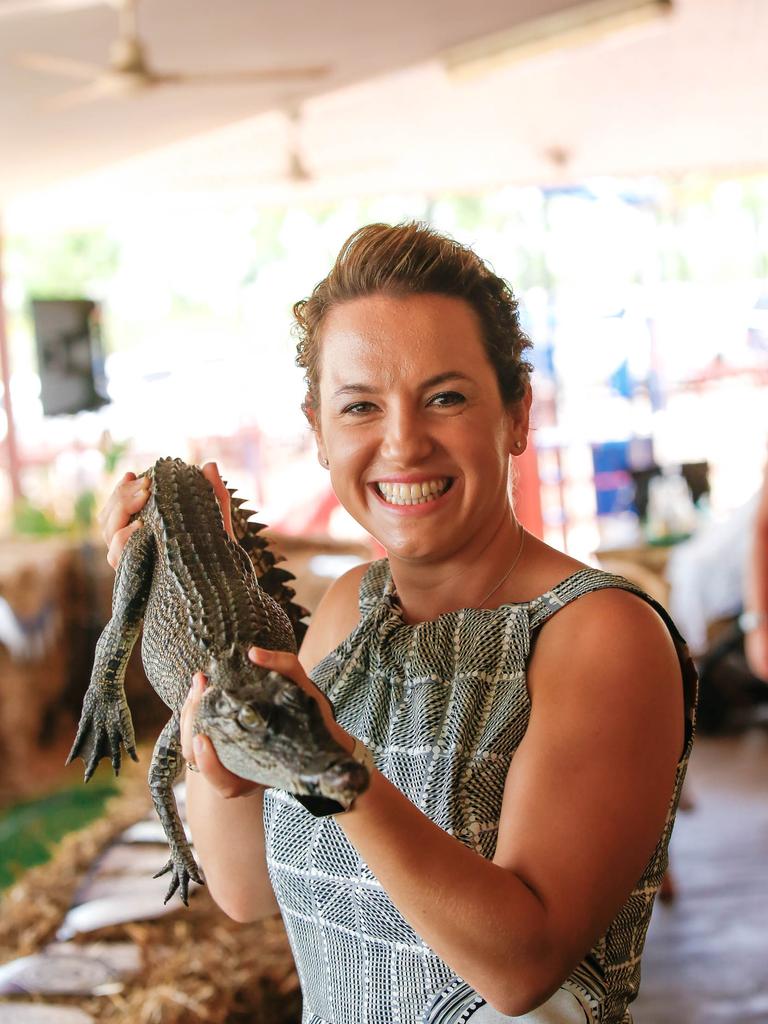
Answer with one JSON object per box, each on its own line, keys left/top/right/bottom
{"left": 99, "top": 470, "right": 150, "bottom": 569}
{"left": 181, "top": 672, "right": 264, "bottom": 799}
{"left": 98, "top": 461, "right": 234, "bottom": 569}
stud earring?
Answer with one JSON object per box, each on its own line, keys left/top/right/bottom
{"left": 321, "top": 456, "right": 329, "bottom": 467}
{"left": 514, "top": 440, "right": 523, "bottom": 450}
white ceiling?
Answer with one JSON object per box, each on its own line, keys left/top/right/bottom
{"left": 1, "top": 0, "right": 767, "bottom": 207}
{"left": 0, "top": 0, "right": 590, "bottom": 198}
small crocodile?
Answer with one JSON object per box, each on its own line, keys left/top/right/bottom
{"left": 67, "top": 457, "right": 369, "bottom": 904}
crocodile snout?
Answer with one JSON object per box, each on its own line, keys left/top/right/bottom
{"left": 317, "top": 757, "right": 370, "bottom": 806}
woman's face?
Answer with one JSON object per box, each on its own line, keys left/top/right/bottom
{"left": 315, "top": 292, "right": 526, "bottom": 565}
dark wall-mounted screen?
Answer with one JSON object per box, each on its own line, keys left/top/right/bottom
{"left": 31, "top": 299, "right": 110, "bottom": 416}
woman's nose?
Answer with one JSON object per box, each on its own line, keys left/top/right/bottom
{"left": 380, "top": 408, "right": 433, "bottom": 464}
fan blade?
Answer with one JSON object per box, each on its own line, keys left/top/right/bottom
{"left": 17, "top": 50, "right": 102, "bottom": 80}
{"left": 154, "top": 66, "right": 330, "bottom": 86}
{"left": 44, "top": 77, "right": 124, "bottom": 110}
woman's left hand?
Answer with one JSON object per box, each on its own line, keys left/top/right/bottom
{"left": 247, "top": 646, "right": 354, "bottom": 754}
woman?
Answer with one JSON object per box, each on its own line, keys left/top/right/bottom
{"left": 101, "top": 223, "right": 696, "bottom": 1023}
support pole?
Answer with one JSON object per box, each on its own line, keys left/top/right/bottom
{"left": 0, "top": 216, "right": 22, "bottom": 502}
{"left": 514, "top": 434, "right": 544, "bottom": 539}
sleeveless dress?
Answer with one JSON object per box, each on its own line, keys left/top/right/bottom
{"left": 263, "top": 561, "right": 698, "bottom": 1024}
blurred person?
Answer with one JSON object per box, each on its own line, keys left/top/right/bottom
{"left": 101, "top": 224, "right": 696, "bottom": 1024}
{"left": 666, "top": 493, "right": 760, "bottom": 658}
{"left": 744, "top": 454, "right": 768, "bottom": 681}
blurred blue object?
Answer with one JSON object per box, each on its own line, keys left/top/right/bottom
{"left": 591, "top": 438, "right": 655, "bottom": 516}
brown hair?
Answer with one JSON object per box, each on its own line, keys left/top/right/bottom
{"left": 293, "top": 221, "right": 533, "bottom": 414}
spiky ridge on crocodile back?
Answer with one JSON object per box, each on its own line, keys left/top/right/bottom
{"left": 152, "top": 458, "right": 295, "bottom": 655}
{"left": 227, "top": 486, "right": 309, "bottom": 648}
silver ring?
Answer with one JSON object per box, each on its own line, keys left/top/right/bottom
{"left": 186, "top": 761, "right": 200, "bottom": 772}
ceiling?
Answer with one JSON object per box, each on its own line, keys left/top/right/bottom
{"left": 1, "top": 0, "right": 767, "bottom": 208}
{"left": 0, "top": 0, "right": 590, "bottom": 198}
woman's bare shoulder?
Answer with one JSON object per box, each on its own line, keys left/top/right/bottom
{"left": 528, "top": 584, "right": 682, "bottom": 706}
{"left": 298, "top": 561, "right": 371, "bottom": 673}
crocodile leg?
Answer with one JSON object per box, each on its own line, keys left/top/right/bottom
{"left": 67, "top": 526, "right": 153, "bottom": 781}
{"left": 149, "top": 715, "right": 205, "bottom": 905}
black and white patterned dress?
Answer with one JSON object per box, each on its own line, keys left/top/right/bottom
{"left": 263, "top": 561, "right": 697, "bottom": 1024}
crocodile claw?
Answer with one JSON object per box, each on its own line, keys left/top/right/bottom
{"left": 153, "top": 853, "right": 205, "bottom": 906}
{"left": 66, "top": 690, "right": 138, "bottom": 781}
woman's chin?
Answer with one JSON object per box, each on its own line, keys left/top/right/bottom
{"left": 370, "top": 524, "right": 453, "bottom": 564}
{"left": 357, "top": 495, "right": 457, "bottom": 558}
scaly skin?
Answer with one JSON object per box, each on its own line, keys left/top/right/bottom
{"left": 68, "top": 457, "right": 368, "bottom": 905}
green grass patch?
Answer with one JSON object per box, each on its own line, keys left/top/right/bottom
{"left": 0, "top": 779, "right": 118, "bottom": 891}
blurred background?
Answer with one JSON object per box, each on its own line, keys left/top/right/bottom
{"left": 0, "top": 1, "right": 766, "bottom": 1022}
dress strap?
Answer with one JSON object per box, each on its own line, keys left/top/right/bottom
{"left": 527, "top": 567, "right": 652, "bottom": 631}
{"left": 528, "top": 567, "right": 698, "bottom": 744}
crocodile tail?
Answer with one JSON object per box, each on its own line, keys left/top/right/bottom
{"left": 227, "top": 488, "right": 310, "bottom": 647}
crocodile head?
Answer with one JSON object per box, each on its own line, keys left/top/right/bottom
{"left": 194, "top": 649, "right": 369, "bottom": 810}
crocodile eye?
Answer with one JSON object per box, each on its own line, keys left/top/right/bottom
{"left": 215, "top": 697, "right": 230, "bottom": 715}
{"left": 237, "top": 705, "right": 264, "bottom": 730}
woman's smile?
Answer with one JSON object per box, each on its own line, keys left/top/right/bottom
{"left": 372, "top": 476, "right": 454, "bottom": 510}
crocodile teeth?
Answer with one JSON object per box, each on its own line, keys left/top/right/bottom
{"left": 376, "top": 478, "right": 451, "bottom": 505}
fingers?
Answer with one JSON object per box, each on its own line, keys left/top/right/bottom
{"left": 248, "top": 646, "right": 337, "bottom": 731}
{"left": 107, "top": 520, "right": 143, "bottom": 570}
{"left": 201, "top": 461, "right": 233, "bottom": 538}
{"left": 247, "top": 647, "right": 317, "bottom": 697}
{"left": 248, "top": 646, "right": 303, "bottom": 678}
{"left": 180, "top": 671, "right": 207, "bottom": 762}
{"left": 96, "top": 471, "right": 135, "bottom": 530}
{"left": 99, "top": 472, "right": 150, "bottom": 550}
{"left": 181, "top": 672, "right": 260, "bottom": 798}
{"left": 189, "top": 733, "right": 262, "bottom": 799}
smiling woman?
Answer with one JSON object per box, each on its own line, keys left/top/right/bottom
{"left": 102, "top": 222, "right": 697, "bottom": 1024}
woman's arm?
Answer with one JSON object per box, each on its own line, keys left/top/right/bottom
{"left": 182, "top": 752, "right": 277, "bottom": 921}
{"left": 254, "top": 587, "right": 683, "bottom": 1016}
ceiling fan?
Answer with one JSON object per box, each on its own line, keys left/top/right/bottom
{"left": 16, "top": 0, "right": 330, "bottom": 109}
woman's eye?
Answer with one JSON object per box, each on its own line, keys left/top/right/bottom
{"left": 428, "top": 391, "right": 465, "bottom": 408}
{"left": 341, "top": 401, "right": 377, "bottom": 415}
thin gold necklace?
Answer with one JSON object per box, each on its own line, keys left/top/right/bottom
{"left": 477, "top": 524, "right": 526, "bottom": 606}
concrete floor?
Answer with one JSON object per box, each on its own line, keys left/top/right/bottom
{"left": 633, "top": 732, "right": 768, "bottom": 1024}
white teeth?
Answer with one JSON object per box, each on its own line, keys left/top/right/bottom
{"left": 376, "top": 478, "right": 450, "bottom": 505}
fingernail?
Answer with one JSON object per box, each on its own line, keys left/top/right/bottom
{"left": 193, "top": 735, "right": 205, "bottom": 755}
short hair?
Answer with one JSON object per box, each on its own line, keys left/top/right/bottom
{"left": 293, "top": 221, "right": 533, "bottom": 414}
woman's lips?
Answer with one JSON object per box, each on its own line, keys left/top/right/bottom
{"left": 369, "top": 477, "right": 455, "bottom": 514}
{"left": 376, "top": 477, "right": 451, "bottom": 504}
